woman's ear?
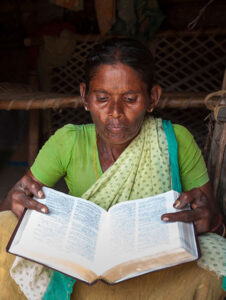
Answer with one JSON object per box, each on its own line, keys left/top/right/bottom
{"left": 80, "top": 82, "right": 89, "bottom": 111}
{"left": 147, "top": 85, "right": 162, "bottom": 112}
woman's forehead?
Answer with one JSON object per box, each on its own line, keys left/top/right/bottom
{"left": 89, "top": 63, "right": 147, "bottom": 92}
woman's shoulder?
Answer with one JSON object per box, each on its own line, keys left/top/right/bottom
{"left": 55, "top": 123, "right": 95, "bottom": 134}
{"left": 171, "top": 124, "right": 198, "bottom": 151}
{"left": 171, "top": 123, "right": 198, "bottom": 156}
{"left": 171, "top": 123, "right": 209, "bottom": 190}
{"left": 41, "top": 123, "right": 95, "bottom": 157}
{"left": 172, "top": 124, "right": 194, "bottom": 141}
{"left": 53, "top": 123, "right": 95, "bottom": 141}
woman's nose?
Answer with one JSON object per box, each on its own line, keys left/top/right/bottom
{"left": 108, "top": 99, "right": 123, "bottom": 118}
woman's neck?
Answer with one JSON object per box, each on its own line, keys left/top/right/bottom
{"left": 96, "top": 135, "right": 130, "bottom": 172}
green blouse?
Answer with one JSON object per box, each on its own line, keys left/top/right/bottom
{"left": 31, "top": 123, "right": 209, "bottom": 197}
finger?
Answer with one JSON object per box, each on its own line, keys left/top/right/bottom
{"left": 173, "top": 193, "right": 192, "bottom": 209}
{"left": 190, "top": 195, "right": 208, "bottom": 209}
{"left": 19, "top": 175, "right": 45, "bottom": 199}
{"left": 12, "top": 191, "right": 48, "bottom": 214}
{"left": 161, "top": 209, "right": 202, "bottom": 223}
{"left": 173, "top": 189, "right": 207, "bottom": 209}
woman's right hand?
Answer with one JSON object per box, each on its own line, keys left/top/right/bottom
{"left": 0, "top": 169, "right": 48, "bottom": 218}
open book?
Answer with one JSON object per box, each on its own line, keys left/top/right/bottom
{"left": 7, "top": 187, "right": 200, "bottom": 285}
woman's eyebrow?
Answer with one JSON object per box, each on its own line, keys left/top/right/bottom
{"left": 92, "top": 89, "right": 140, "bottom": 94}
{"left": 123, "top": 90, "right": 140, "bottom": 94}
{"left": 93, "top": 89, "right": 109, "bottom": 93}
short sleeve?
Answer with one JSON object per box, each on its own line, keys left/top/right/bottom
{"left": 173, "top": 124, "right": 209, "bottom": 191}
{"left": 30, "top": 124, "right": 76, "bottom": 187}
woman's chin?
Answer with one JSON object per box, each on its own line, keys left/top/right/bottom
{"left": 103, "top": 131, "right": 134, "bottom": 145}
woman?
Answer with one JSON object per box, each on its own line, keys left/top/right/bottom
{"left": 0, "top": 38, "right": 225, "bottom": 299}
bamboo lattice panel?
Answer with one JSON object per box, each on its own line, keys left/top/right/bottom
{"left": 152, "top": 31, "right": 226, "bottom": 92}
{"left": 51, "top": 39, "right": 100, "bottom": 94}
{"left": 50, "top": 31, "right": 226, "bottom": 94}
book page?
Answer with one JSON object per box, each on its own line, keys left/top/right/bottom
{"left": 92, "top": 212, "right": 110, "bottom": 275}
{"left": 66, "top": 197, "right": 104, "bottom": 264}
{"left": 178, "top": 219, "right": 198, "bottom": 258}
{"left": 103, "top": 190, "right": 182, "bottom": 270}
{"left": 10, "top": 187, "right": 106, "bottom": 277}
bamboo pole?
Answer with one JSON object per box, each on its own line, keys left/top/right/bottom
{"left": 0, "top": 92, "right": 209, "bottom": 111}
{"left": 158, "top": 92, "right": 208, "bottom": 109}
{"left": 0, "top": 95, "right": 83, "bottom": 110}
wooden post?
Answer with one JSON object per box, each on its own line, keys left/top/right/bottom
{"left": 211, "top": 122, "right": 226, "bottom": 198}
{"left": 207, "top": 70, "right": 226, "bottom": 217}
{"left": 28, "top": 110, "right": 40, "bottom": 166}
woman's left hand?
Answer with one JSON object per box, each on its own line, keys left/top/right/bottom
{"left": 161, "top": 182, "right": 222, "bottom": 234}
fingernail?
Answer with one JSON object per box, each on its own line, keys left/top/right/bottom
{"left": 162, "top": 217, "right": 169, "bottom": 222}
{"left": 41, "top": 207, "right": 47, "bottom": 213}
{"left": 38, "top": 190, "right": 44, "bottom": 198}
{"left": 174, "top": 200, "right": 180, "bottom": 208}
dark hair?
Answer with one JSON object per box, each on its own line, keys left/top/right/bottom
{"left": 84, "top": 38, "right": 155, "bottom": 92}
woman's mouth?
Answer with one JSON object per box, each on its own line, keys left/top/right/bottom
{"left": 106, "top": 125, "right": 125, "bottom": 133}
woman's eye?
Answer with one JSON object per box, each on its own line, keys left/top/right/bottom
{"left": 97, "top": 96, "right": 108, "bottom": 102}
{"left": 124, "top": 96, "right": 137, "bottom": 102}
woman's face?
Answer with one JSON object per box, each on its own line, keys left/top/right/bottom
{"left": 80, "top": 63, "right": 159, "bottom": 146}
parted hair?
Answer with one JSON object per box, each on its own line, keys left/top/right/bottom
{"left": 84, "top": 38, "right": 155, "bottom": 92}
